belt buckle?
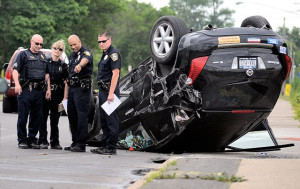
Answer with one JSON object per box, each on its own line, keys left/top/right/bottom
{"left": 29, "top": 83, "right": 33, "bottom": 92}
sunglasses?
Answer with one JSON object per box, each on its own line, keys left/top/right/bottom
{"left": 98, "top": 39, "right": 109, "bottom": 44}
{"left": 33, "top": 41, "right": 43, "bottom": 47}
{"left": 53, "top": 47, "right": 63, "bottom": 52}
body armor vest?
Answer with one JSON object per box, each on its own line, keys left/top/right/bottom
{"left": 24, "top": 50, "right": 47, "bottom": 80}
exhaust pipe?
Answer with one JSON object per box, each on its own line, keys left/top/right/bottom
{"left": 203, "top": 24, "right": 213, "bottom": 30}
{"left": 262, "top": 24, "right": 272, "bottom": 30}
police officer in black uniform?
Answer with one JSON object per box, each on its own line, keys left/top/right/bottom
{"left": 90, "top": 31, "right": 121, "bottom": 155}
{"left": 39, "top": 40, "right": 69, "bottom": 149}
{"left": 13, "top": 34, "right": 51, "bottom": 149}
{"left": 64, "top": 35, "right": 93, "bottom": 152}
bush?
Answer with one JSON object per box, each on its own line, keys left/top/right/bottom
{"left": 290, "top": 78, "right": 300, "bottom": 121}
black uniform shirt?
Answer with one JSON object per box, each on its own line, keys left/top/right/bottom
{"left": 48, "top": 58, "right": 68, "bottom": 84}
{"left": 68, "top": 46, "right": 93, "bottom": 79}
{"left": 97, "top": 45, "right": 121, "bottom": 82}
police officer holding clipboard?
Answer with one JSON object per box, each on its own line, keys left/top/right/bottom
{"left": 90, "top": 31, "right": 121, "bottom": 155}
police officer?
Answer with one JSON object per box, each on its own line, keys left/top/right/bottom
{"left": 39, "top": 40, "right": 69, "bottom": 149}
{"left": 90, "top": 31, "right": 121, "bottom": 155}
{"left": 13, "top": 34, "right": 51, "bottom": 149}
{"left": 64, "top": 35, "right": 93, "bottom": 152}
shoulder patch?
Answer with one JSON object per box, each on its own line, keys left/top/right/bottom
{"left": 84, "top": 51, "right": 91, "bottom": 56}
{"left": 41, "top": 54, "right": 44, "bottom": 59}
{"left": 110, "top": 53, "right": 118, "bottom": 61}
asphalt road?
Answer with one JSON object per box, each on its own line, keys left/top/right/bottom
{"left": 1, "top": 99, "right": 300, "bottom": 189}
{"left": 0, "top": 101, "right": 170, "bottom": 189}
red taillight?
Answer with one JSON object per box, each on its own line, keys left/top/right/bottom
{"left": 284, "top": 55, "right": 292, "bottom": 80}
{"left": 188, "top": 56, "right": 209, "bottom": 85}
{"left": 5, "top": 70, "right": 12, "bottom": 84}
{"left": 232, "top": 110, "right": 255, "bottom": 114}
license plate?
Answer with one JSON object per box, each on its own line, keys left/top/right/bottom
{"left": 238, "top": 57, "right": 257, "bottom": 69}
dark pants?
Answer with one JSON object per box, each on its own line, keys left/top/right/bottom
{"left": 17, "top": 87, "right": 44, "bottom": 144}
{"left": 67, "top": 87, "right": 90, "bottom": 148}
{"left": 98, "top": 88, "right": 120, "bottom": 149}
{"left": 39, "top": 89, "right": 63, "bottom": 145}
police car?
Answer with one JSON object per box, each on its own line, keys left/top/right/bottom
{"left": 2, "top": 47, "right": 69, "bottom": 113}
{"left": 87, "top": 15, "right": 293, "bottom": 152}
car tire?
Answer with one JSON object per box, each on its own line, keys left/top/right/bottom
{"left": 3, "top": 96, "right": 15, "bottom": 113}
{"left": 150, "top": 16, "right": 189, "bottom": 65}
{"left": 87, "top": 85, "right": 102, "bottom": 142}
{"left": 241, "top": 15, "right": 272, "bottom": 29}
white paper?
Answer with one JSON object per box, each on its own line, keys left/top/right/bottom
{"left": 58, "top": 103, "right": 64, "bottom": 112}
{"left": 62, "top": 99, "right": 68, "bottom": 115}
{"left": 101, "top": 94, "right": 121, "bottom": 116}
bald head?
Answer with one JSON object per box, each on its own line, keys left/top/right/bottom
{"left": 30, "top": 34, "right": 43, "bottom": 53}
{"left": 68, "top": 35, "right": 82, "bottom": 53}
{"left": 31, "top": 34, "right": 43, "bottom": 42}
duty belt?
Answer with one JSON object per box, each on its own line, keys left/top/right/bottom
{"left": 27, "top": 81, "right": 45, "bottom": 92}
{"left": 50, "top": 83, "right": 63, "bottom": 91}
{"left": 68, "top": 77, "right": 91, "bottom": 90}
{"left": 97, "top": 80, "right": 110, "bottom": 91}
{"left": 68, "top": 77, "right": 80, "bottom": 87}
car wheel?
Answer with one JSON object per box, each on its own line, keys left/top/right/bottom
{"left": 150, "top": 16, "right": 188, "bottom": 65}
{"left": 241, "top": 15, "right": 272, "bottom": 29}
{"left": 3, "top": 96, "right": 14, "bottom": 113}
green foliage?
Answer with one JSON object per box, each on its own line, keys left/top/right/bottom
{"left": 72, "top": 0, "right": 123, "bottom": 51}
{"left": 107, "top": 0, "right": 175, "bottom": 77}
{"left": 290, "top": 77, "right": 300, "bottom": 121}
{"left": 277, "top": 26, "right": 300, "bottom": 68}
{"left": 167, "top": 160, "right": 177, "bottom": 167}
{"left": 0, "top": 0, "right": 89, "bottom": 64}
{"left": 277, "top": 26, "right": 300, "bottom": 122}
{"left": 0, "top": 0, "right": 236, "bottom": 81}
{"left": 169, "top": 0, "right": 234, "bottom": 30}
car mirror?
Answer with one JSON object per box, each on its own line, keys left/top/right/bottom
{"left": 0, "top": 78, "right": 8, "bottom": 94}
{"left": 3, "top": 63, "right": 8, "bottom": 70}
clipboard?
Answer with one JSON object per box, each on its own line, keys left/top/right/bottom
{"left": 101, "top": 94, "right": 121, "bottom": 116}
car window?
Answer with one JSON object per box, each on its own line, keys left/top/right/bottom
{"left": 44, "top": 52, "right": 51, "bottom": 59}
{"left": 11, "top": 52, "right": 20, "bottom": 67}
{"left": 8, "top": 49, "right": 69, "bottom": 69}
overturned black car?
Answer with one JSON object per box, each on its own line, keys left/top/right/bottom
{"left": 87, "top": 15, "right": 293, "bottom": 152}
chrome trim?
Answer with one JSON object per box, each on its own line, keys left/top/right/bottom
{"left": 218, "top": 43, "right": 273, "bottom": 49}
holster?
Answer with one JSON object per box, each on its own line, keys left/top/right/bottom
{"left": 97, "top": 80, "right": 110, "bottom": 91}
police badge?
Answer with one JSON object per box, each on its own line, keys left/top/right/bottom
{"left": 110, "top": 53, "right": 118, "bottom": 61}
{"left": 84, "top": 51, "right": 91, "bottom": 56}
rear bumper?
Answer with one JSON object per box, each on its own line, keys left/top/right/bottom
{"left": 5, "top": 87, "right": 16, "bottom": 97}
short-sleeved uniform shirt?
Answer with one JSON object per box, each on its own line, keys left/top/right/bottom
{"left": 14, "top": 49, "right": 49, "bottom": 81}
{"left": 68, "top": 46, "right": 93, "bottom": 79}
{"left": 48, "top": 58, "right": 68, "bottom": 84}
{"left": 97, "top": 45, "right": 121, "bottom": 82}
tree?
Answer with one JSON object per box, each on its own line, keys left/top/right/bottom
{"left": 0, "top": 0, "right": 89, "bottom": 65}
{"left": 277, "top": 26, "right": 300, "bottom": 67}
{"left": 107, "top": 0, "right": 175, "bottom": 76}
{"left": 169, "top": 0, "right": 234, "bottom": 31}
{"left": 71, "top": 0, "right": 123, "bottom": 51}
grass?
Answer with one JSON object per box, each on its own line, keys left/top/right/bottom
{"left": 145, "top": 160, "right": 177, "bottom": 184}
{"left": 143, "top": 160, "right": 246, "bottom": 187}
{"left": 290, "top": 78, "right": 300, "bottom": 123}
{"left": 199, "top": 172, "right": 247, "bottom": 182}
